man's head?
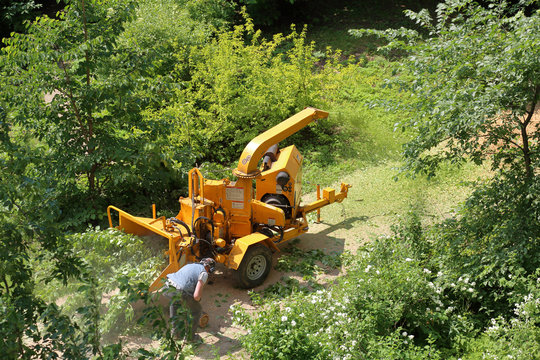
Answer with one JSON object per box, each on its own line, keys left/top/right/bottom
{"left": 200, "top": 258, "right": 216, "bottom": 273}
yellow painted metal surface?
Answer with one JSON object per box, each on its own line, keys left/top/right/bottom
{"left": 251, "top": 199, "right": 286, "bottom": 227}
{"left": 107, "top": 108, "right": 353, "bottom": 291}
{"left": 149, "top": 253, "right": 187, "bottom": 292}
{"left": 215, "top": 238, "right": 226, "bottom": 247}
{"left": 323, "top": 188, "right": 335, "bottom": 203}
{"left": 226, "top": 232, "right": 277, "bottom": 269}
{"left": 234, "top": 107, "right": 328, "bottom": 177}
{"left": 298, "top": 183, "right": 351, "bottom": 215}
{"left": 256, "top": 145, "right": 303, "bottom": 218}
{"left": 316, "top": 184, "right": 321, "bottom": 222}
{"left": 226, "top": 178, "right": 253, "bottom": 239}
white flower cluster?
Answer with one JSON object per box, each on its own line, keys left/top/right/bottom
{"left": 229, "top": 303, "right": 248, "bottom": 326}
{"left": 301, "top": 289, "right": 360, "bottom": 357}
{"left": 513, "top": 293, "right": 540, "bottom": 320}
{"left": 445, "top": 274, "right": 477, "bottom": 295}
{"left": 486, "top": 317, "right": 501, "bottom": 334}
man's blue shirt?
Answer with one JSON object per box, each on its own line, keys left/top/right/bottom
{"left": 167, "top": 263, "right": 207, "bottom": 296}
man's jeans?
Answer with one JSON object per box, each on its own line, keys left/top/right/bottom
{"left": 163, "top": 286, "right": 202, "bottom": 339}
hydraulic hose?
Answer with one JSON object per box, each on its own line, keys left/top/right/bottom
{"left": 193, "top": 216, "right": 216, "bottom": 257}
{"left": 193, "top": 216, "right": 215, "bottom": 243}
{"left": 168, "top": 218, "right": 191, "bottom": 238}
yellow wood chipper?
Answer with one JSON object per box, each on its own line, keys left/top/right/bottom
{"left": 107, "top": 107, "right": 351, "bottom": 291}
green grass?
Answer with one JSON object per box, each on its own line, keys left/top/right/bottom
{"left": 302, "top": 159, "right": 489, "bottom": 246}
{"left": 261, "top": 0, "right": 438, "bottom": 56}
{"left": 297, "top": 50, "right": 490, "bottom": 241}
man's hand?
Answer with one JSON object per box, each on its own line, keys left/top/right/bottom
{"left": 193, "top": 279, "right": 205, "bottom": 301}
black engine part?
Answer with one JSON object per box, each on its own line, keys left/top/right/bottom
{"left": 261, "top": 193, "right": 292, "bottom": 219}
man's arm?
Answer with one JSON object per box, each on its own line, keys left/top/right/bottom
{"left": 193, "top": 280, "right": 205, "bottom": 301}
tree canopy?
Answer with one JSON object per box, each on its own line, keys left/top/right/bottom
{"left": 351, "top": 0, "right": 540, "bottom": 179}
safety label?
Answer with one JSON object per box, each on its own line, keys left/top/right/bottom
{"left": 231, "top": 201, "right": 244, "bottom": 209}
{"left": 226, "top": 187, "right": 244, "bottom": 202}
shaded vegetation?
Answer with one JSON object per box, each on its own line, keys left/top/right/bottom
{"left": 1, "top": 0, "right": 538, "bottom": 358}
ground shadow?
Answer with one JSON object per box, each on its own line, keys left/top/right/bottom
{"left": 122, "top": 215, "right": 367, "bottom": 358}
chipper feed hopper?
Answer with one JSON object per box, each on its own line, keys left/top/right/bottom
{"left": 108, "top": 107, "right": 351, "bottom": 291}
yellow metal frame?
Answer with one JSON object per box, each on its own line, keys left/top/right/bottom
{"left": 234, "top": 107, "right": 329, "bottom": 177}
{"left": 107, "top": 205, "right": 195, "bottom": 292}
{"left": 107, "top": 107, "right": 351, "bottom": 291}
{"left": 226, "top": 182, "right": 351, "bottom": 269}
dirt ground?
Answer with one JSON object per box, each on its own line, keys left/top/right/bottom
{"left": 114, "top": 217, "right": 366, "bottom": 359}
{"left": 144, "top": 221, "right": 358, "bottom": 359}
{"left": 119, "top": 180, "right": 395, "bottom": 359}
{"left": 190, "top": 221, "right": 358, "bottom": 359}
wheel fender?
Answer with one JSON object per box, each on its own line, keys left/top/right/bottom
{"left": 226, "top": 232, "right": 279, "bottom": 270}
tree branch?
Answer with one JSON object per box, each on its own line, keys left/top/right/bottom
{"left": 523, "top": 85, "right": 539, "bottom": 127}
{"left": 59, "top": 62, "right": 86, "bottom": 135}
{"left": 2, "top": 275, "right": 10, "bottom": 297}
{"left": 480, "top": 132, "right": 524, "bottom": 152}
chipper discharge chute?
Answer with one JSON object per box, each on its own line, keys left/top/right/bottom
{"left": 108, "top": 107, "right": 352, "bottom": 291}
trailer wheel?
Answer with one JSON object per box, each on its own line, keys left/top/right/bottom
{"left": 235, "top": 244, "right": 272, "bottom": 288}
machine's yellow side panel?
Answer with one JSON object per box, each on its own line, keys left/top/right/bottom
{"left": 226, "top": 178, "right": 252, "bottom": 239}
{"left": 203, "top": 179, "right": 227, "bottom": 208}
{"left": 251, "top": 200, "right": 286, "bottom": 227}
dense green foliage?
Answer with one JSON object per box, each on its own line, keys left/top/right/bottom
{"left": 34, "top": 229, "right": 163, "bottom": 333}
{"left": 157, "top": 20, "right": 344, "bottom": 164}
{"left": 0, "top": 0, "right": 42, "bottom": 38}
{"left": 234, "top": 209, "right": 540, "bottom": 359}
{"left": 233, "top": 1, "right": 540, "bottom": 359}
{"left": 1, "top": 0, "right": 538, "bottom": 358}
{"left": 351, "top": 0, "right": 540, "bottom": 179}
{"left": 1, "top": 0, "right": 178, "bottom": 226}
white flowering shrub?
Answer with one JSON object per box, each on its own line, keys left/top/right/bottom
{"left": 462, "top": 284, "right": 540, "bottom": 360}
{"left": 232, "top": 206, "right": 540, "bottom": 359}
{"left": 232, "top": 231, "right": 454, "bottom": 359}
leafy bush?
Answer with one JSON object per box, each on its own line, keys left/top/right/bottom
{"left": 463, "top": 284, "right": 540, "bottom": 360}
{"left": 233, "top": 194, "right": 540, "bottom": 359}
{"left": 158, "top": 20, "right": 354, "bottom": 164}
{"left": 233, "top": 230, "right": 448, "bottom": 359}
{"left": 425, "top": 171, "right": 540, "bottom": 324}
{"left": 34, "top": 228, "right": 163, "bottom": 335}
{"left": 121, "top": 0, "right": 234, "bottom": 52}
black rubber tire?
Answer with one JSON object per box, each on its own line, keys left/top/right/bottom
{"left": 234, "top": 244, "right": 272, "bottom": 288}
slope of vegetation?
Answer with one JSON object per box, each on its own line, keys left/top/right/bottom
{"left": 1, "top": 0, "right": 538, "bottom": 359}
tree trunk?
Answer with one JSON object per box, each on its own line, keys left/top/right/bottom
{"left": 520, "top": 118, "right": 532, "bottom": 180}
{"left": 521, "top": 87, "right": 538, "bottom": 180}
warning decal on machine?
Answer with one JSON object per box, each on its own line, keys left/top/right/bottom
{"left": 231, "top": 201, "right": 244, "bottom": 209}
{"left": 226, "top": 187, "right": 244, "bottom": 202}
